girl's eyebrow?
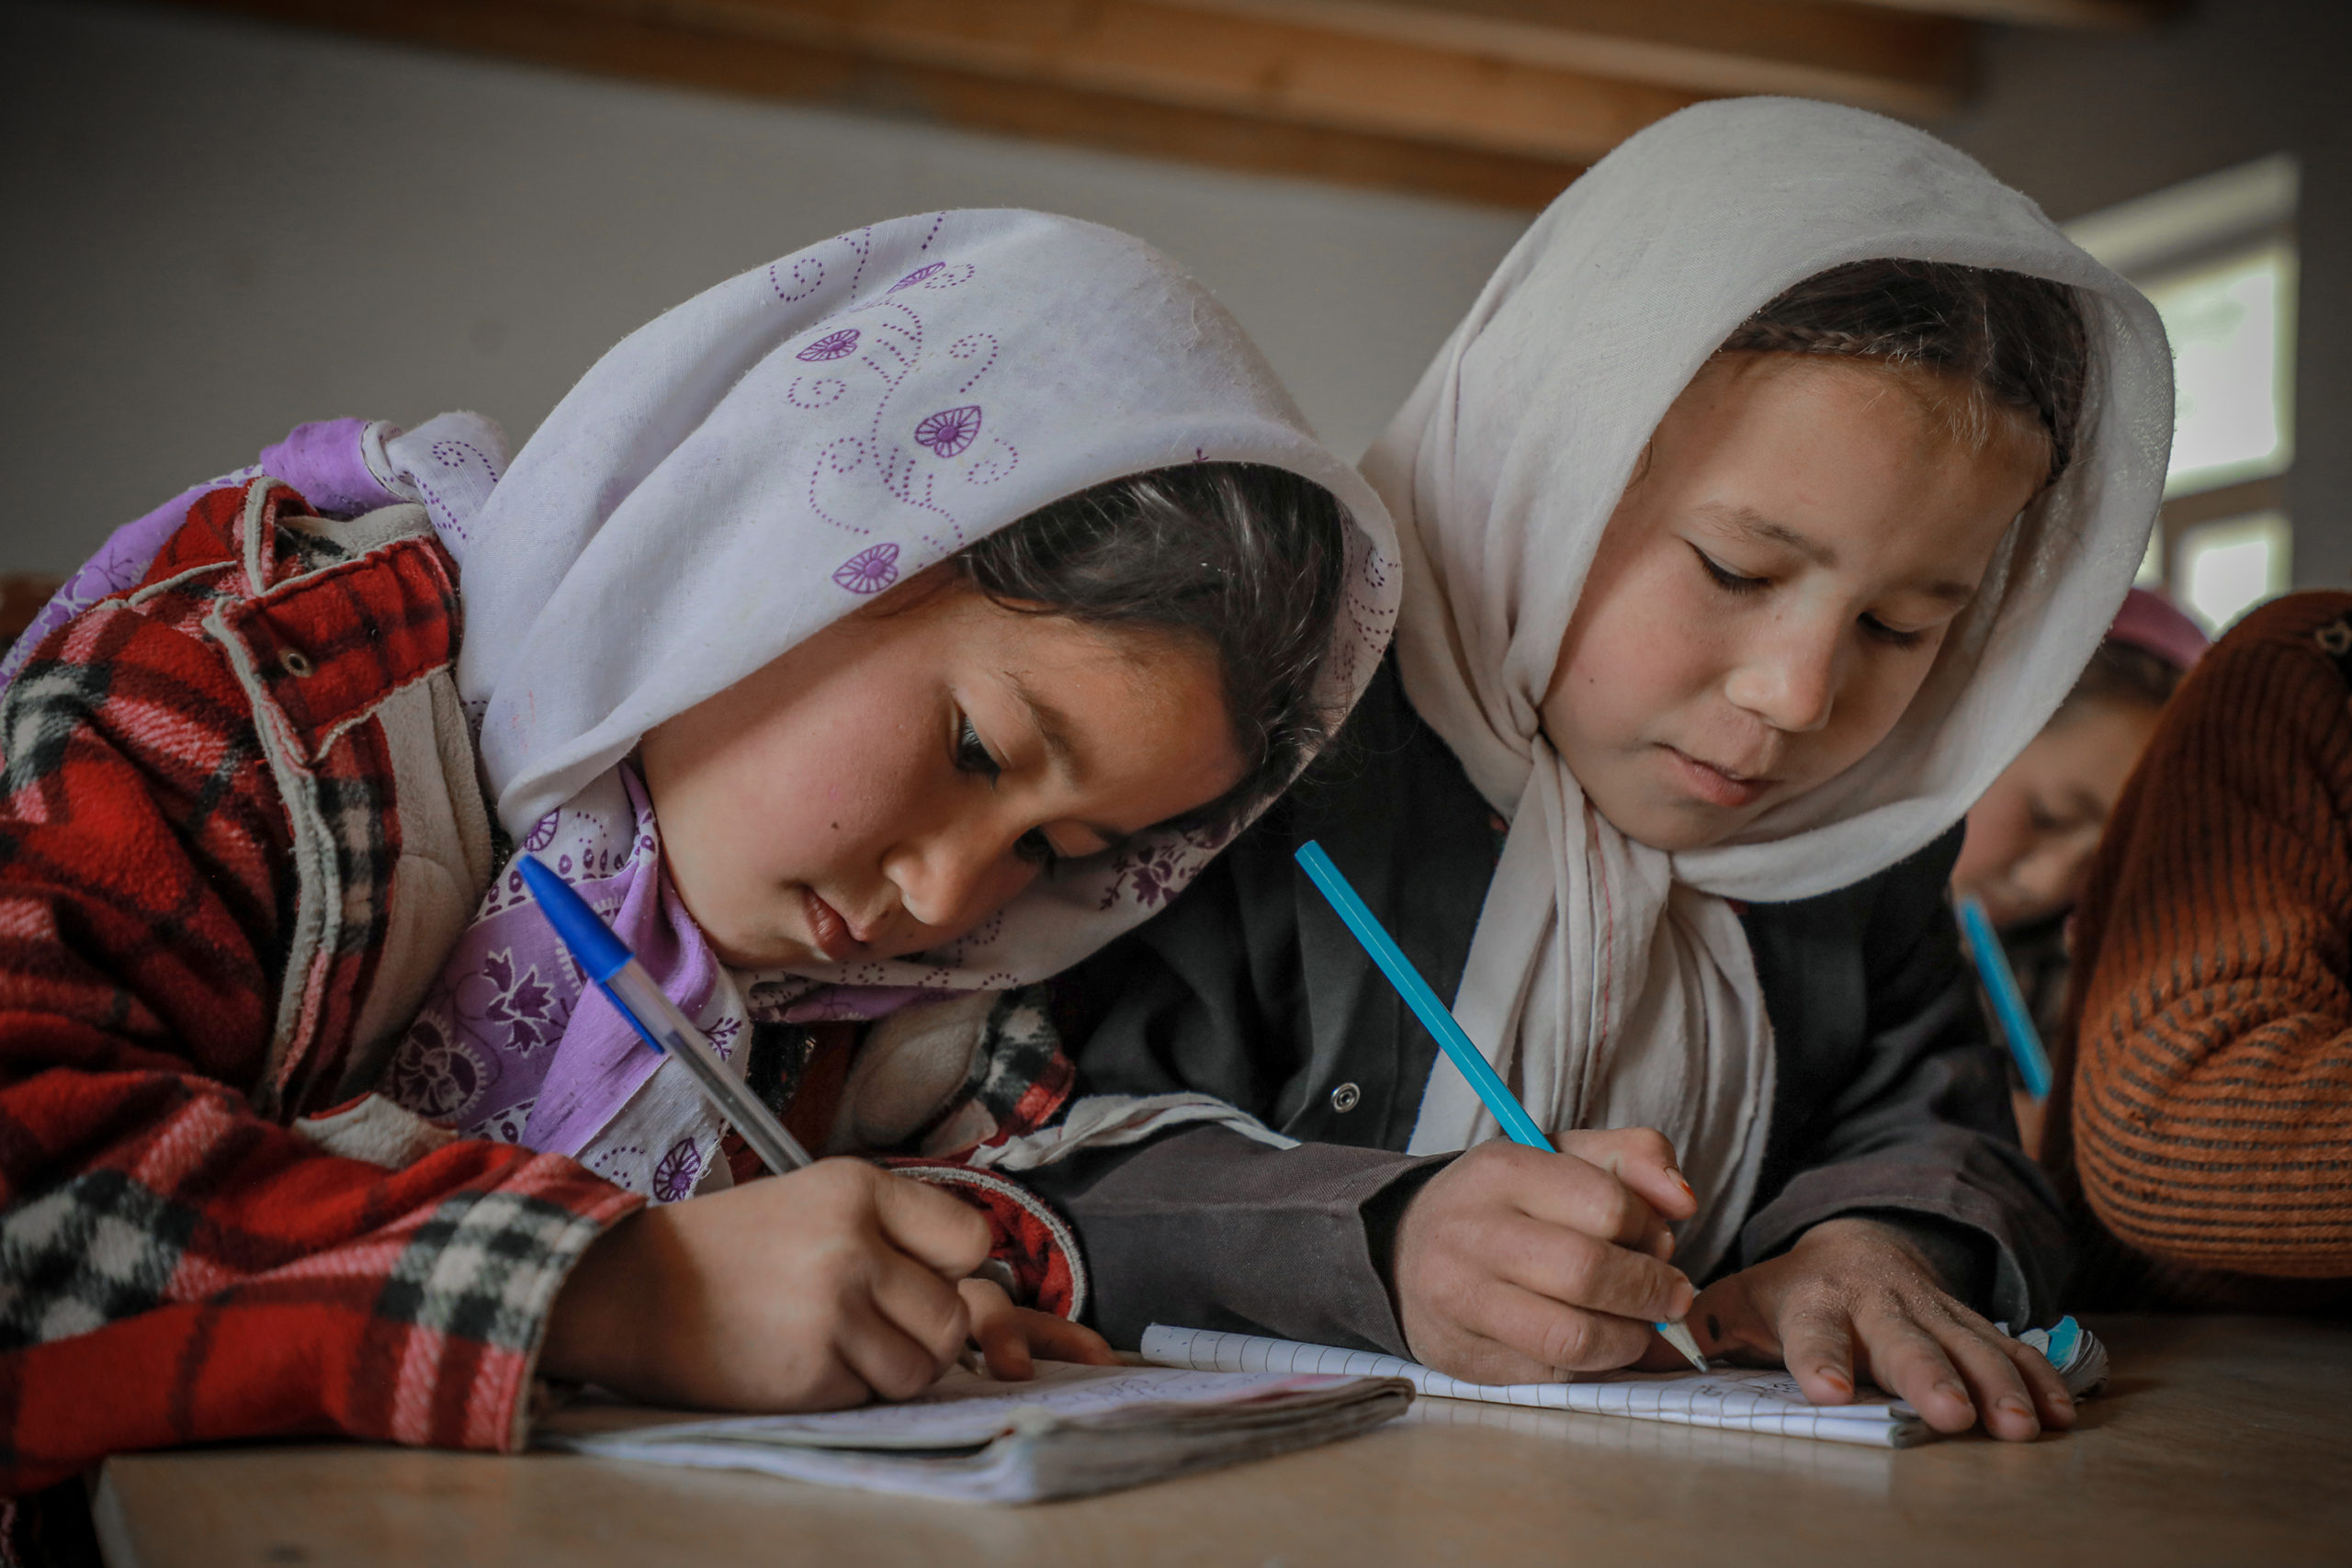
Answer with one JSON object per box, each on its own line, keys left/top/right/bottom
{"left": 1702, "top": 503, "right": 1976, "bottom": 605}
{"left": 1702, "top": 503, "right": 1837, "bottom": 568}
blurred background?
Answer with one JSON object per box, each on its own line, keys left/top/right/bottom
{"left": 3, "top": 0, "right": 2346, "bottom": 637}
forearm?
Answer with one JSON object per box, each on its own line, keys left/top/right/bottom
{"left": 1023, "top": 1125, "right": 1447, "bottom": 1354}
{"left": 0, "top": 1064, "right": 638, "bottom": 1494}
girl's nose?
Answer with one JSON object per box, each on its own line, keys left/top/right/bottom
{"left": 886, "top": 826, "right": 1035, "bottom": 936}
{"left": 1723, "top": 619, "right": 1838, "bottom": 735}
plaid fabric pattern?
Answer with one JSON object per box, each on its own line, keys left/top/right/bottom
{"left": 0, "top": 482, "right": 638, "bottom": 1500}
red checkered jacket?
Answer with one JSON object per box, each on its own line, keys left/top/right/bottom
{"left": 0, "top": 479, "right": 1085, "bottom": 1506}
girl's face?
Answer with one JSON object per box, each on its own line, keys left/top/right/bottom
{"left": 639, "top": 570, "right": 1243, "bottom": 970}
{"left": 1951, "top": 696, "right": 2161, "bottom": 929}
{"left": 1543, "top": 355, "right": 2045, "bottom": 853}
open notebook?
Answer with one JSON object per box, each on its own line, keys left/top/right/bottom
{"left": 1142, "top": 1319, "right": 2109, "bottom": 1450}
{"left": 537, "top": 1359, "right": 1411, "bottom": 1503}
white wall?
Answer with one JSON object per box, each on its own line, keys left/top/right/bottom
{"left": 0, "top": 1, "right": 1529, "bottom": 575}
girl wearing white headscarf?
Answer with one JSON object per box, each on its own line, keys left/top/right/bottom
{"left": 0, "top": 210, "right": 1398, "bottom": 1479}
{"left": 1027, "top": 99, "right": 2169, "bottom": 1442}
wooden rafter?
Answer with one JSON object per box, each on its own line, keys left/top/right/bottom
{"left": 157, "top": 0, "right": 2176, "bottom": 209}
{"left": 1838, "top": 0, "right": 2177, "bottom": 28}
{"left": 172, "top": 0, "right": 1595, "bottom": 205}
{"left": 1171, "top": 0, "right": 1971, "bottom": 117}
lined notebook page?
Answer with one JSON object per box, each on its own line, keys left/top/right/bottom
{"left": 1139, "top": 1325, "right": 1931, "bottom": 1449}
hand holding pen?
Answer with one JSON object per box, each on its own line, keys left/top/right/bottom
{"left": 1294, "top": 840, "right": 1709, "bottom": 1384}
{"left": 518, "top": 855, "right": 1116, "bottom": 1405}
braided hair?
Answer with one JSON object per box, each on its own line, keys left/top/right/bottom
{"left": 1719, "top": 260, "right": 2090, "bottom": 486}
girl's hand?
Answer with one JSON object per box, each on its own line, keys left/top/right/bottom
{"left": 1391, "top": 1129, "right": 1698, "bottom": 1384}
{"left": 543, "top": 1157, "right": 999, "bottom": 1411}
{"left": 958, "top": 1276, "right": 1121, "bottom": 1380}
{"left": 1670, "top": 1215, "right": 2075, "bottom": 1441}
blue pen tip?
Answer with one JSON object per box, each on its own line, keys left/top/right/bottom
{"left": 516, "top": 853, "right": 632, "bottom": 984}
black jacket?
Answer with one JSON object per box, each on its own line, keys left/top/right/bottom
{"left": 1027, "top": 661, "right": 2070, "bottom": 1352}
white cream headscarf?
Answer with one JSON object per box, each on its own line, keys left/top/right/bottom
{"left": 1365, "top": 99, "right": 2171, "bottom": 1278}
{"left": 381, "top": 210, "right": 1399, "bottom": 1198}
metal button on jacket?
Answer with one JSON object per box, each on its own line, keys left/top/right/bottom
{"left": 1329, "top": 1081, "right": 1362, "bottom": 1113}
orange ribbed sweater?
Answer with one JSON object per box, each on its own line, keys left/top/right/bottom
{"left": 2049, "top": 592, "right": 2352, "bottom": 1310}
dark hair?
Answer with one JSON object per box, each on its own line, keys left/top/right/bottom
{"left": 2059, "top": 636, "right": 2184, "bottom": 717}
{"left": 952, "top": 461, "right": 1351, "bottom": 834}
{"left": 1719, "top": 258, "right": 2091, "bottom": 484}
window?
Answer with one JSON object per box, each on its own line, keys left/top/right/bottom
{"left": 2068, "top": 154, "right": 2300, "bottom": 634}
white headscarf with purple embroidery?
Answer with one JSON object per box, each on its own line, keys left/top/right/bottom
{"left": 381, "top": 210, "right": 1400, "bottom": 1201}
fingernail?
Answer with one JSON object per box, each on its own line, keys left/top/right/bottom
{"left": 1997, "top": 1394, "right": 2032, "bottom": 1418}
{"left": 1937, "top": 1381, "right": 1972, "bottom": 1411}
{"left": 1818, "top": 1369, "right": 1852, "bottom": 1398}
{"left": 1669, "top": 1280, "right": 1696, "bottom": 1318}
{"left": 1664, "top": 1166, "right": 1693, "bottom": 1196}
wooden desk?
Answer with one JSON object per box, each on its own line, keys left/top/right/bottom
{"left": 94, "top": 1315, "right": 2352, "bottom": 1568}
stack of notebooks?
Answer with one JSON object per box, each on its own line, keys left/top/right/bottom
{"left": 538, "top": 1316, "right": 2110, "bottom": 1497}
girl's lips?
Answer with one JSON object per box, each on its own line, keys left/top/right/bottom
{"left": 801, "top": 887, "right": 865, "bottom": 963}
{"left": 1659, "top": 745, "right": 1776, "bottom": 810}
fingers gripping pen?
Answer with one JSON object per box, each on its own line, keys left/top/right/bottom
{"left": 517, "top": 853, "right": 814, "bottom": 1177}
{"left": 1294, "top": 840, "right": 1710, "bottom": 1373}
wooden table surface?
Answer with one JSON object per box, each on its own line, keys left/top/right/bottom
{"left": 94, "top": 1314, "right": 2352, "bottom": 1568}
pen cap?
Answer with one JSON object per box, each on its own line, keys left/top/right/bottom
{"left": 516, "top": 853, "right": 632, "bottom": 984}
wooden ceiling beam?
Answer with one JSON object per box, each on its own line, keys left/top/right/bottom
{"left": 542, "top": 0, "right": 1708, "bottom": 165}
{"left": 1168, "top": 0, "right": 1973, "bottom": 118}
{"left": 1833, "top": 0, "right": 2176, "bottom": 29}
{"left": 165, "top": 0, "right": 1591, "bottom": 207}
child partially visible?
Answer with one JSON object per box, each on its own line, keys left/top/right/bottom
{"left": 1025, "top": 100, "right": 2174, "bottom": 1445}
{"left": 0, "top": 209, "right": 1400, "bottom": 1524}
{"left": 2046, "top": 591, "right": 2352, "bottom": 1312}
{"left": 1950, "top": 588, "right": 2206, "bottom": 1150}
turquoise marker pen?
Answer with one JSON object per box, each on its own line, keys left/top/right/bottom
{"left": 1294, "top": 840, "right": 1709, "bottom": 1373}
{"left": 1956, "top": 893, "right": 2053, "bottom": 1100}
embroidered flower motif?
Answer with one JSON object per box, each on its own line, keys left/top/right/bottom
{"left": 914, "top": 405, "right": 982, "bottom": 458}
{"left": 652, "top": 1136, "right": 703, "bottom": 1202}
{"left": 705, "top": 1014, "right": 742, "bottom": 1059}
{"left": 384, "top": 1020, "right": 492, "bottom": 1122}
{"left": 1098, "top": 840, "right": 1191, "bottom": 911}
{"left": 833, "top": 542, "right": 901, "bottom": 594}
{"left": 888, "top": 262, "right": 944, "bottom": 293}
{"left": 452, "top": 948, "right": 563, "bottom": 1056}
{"left": 797, "top": 328, "right": 859, "bottom": 362}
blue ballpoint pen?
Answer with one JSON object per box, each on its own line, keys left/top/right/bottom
{"left": 1294, "top": 840, "right": 1710, "bottom": 1373}
{"left": 1955, "top": 893, "right": 2053, "bottom": 1100}
{"left": 517, "top": 852, "right": 814, "bottom": 1175}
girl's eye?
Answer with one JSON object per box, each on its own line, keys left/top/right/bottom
{"left": 1014, "top": 829, "right": 1060, "bottom": 870}
{"left": 954, "top": 716, "right": 1002, "bottom": 784}
{"left": 1693, "top": 547, "right": 1768, "bottom": 594}
{"left": 1860, "top": 614, "right": 1928, "bottom": 650}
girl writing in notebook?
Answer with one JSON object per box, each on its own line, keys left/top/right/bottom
{"left": 1025, "top": 101, "right": 2171, "bottom": 1443}
{"left": 0, "top": 211, "right": 1399, "bottom": 1506}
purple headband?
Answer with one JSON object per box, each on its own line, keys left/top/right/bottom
{"left": 2108, "top": 587, "right": 2209, "bottom": 673}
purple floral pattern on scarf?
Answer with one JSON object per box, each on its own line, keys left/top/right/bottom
{"left": 798, "top": 329, "right": 860, "bottom": 362}
{"left": 913, "top": 405, "right": 982, "bottom": 458}
{"left": 383, "top": 764, "right": 776, "bottom": 1196}
{"left": 832, "top": 542, "right": 900, "bottom": 594}
{"left": 651, "top": 1136, "right": 704, "bottom": 1201}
